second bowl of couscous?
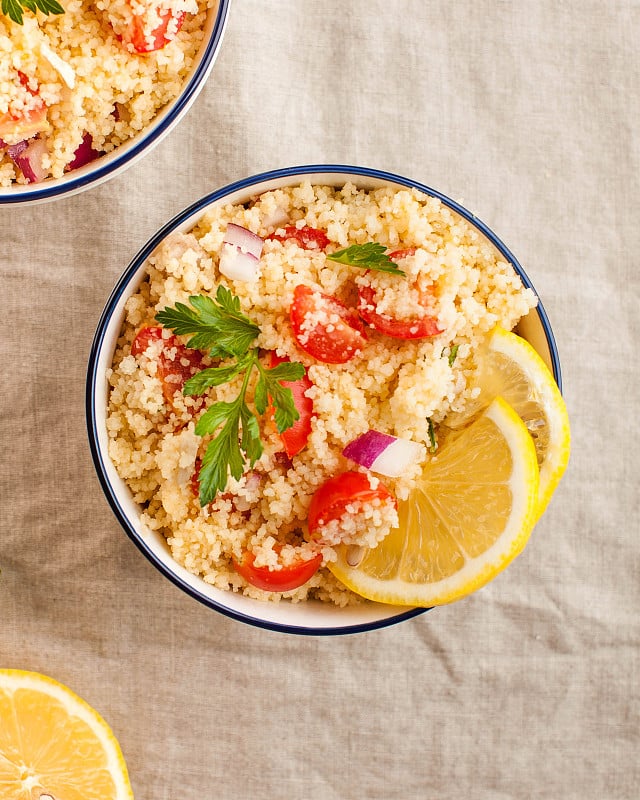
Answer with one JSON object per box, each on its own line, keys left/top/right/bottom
{"left": 86, "top": 165, "right": 566, "bottom": 635}
{"left": 0, "top": 0, "right": 230, "bottom": 204}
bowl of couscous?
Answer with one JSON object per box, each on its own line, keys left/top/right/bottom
{"left": 86, "top": 165, "right": 568, "bottom": 635}
{"left": 0, "top": 0, "right": 230, "bottom": 204}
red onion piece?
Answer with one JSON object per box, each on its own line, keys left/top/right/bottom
{"left": 223, "top": 223, "right": 264, "bottom": 258}
{"left": 8, "top": 138, "right": 48, "bottom": 183}
{"left": 67, "top": 132, "right": 100, "bottom": 171}
{"left": 343, "top": 430, "right": 423, "bottom": 478}
{"left": 218, "top": 243, "right": 260, "bottom": 282}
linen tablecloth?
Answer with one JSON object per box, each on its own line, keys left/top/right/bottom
{"left": 1, "top": 1, "right": 638, "bottom": 797}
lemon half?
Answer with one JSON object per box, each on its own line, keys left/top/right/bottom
{"left": 0, "top": 670, "right": 133, "bottom": 800}
{"left": 330, "top": 397, "right": 539, "bottom": 606}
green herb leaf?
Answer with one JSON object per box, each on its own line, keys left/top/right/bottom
{"left": 255, "top": 361, "right": 304, "bottom": 434}
{"left": 183, "top": 356, "right": 251, "bottom": 396}
{"left": 156, "top": 288, "right": 260, "bottom": 359}
{"left": 427, "top": 418, "right": 438, "bottom": 454}
{"left": 448, "top": 344, "right": 459, "bottom": 367}
{"left": 3, "top": 0, "right": 63, "bottom": 24}
{"left": 158, "top": 290, "right": 307, "bottom": 504}
{"left": 326, "top": 243, "right": 405, "bottom": 275}
{"left": 196, "top": 399, "right": 247, "bottom": 503}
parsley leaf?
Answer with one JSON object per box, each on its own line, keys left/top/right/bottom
{"left": 447, "top": 344, "right": 459, "bottom": 367}
{"left": 155, "top": 287, "right": 260, "bottom": 359}
{"left": 158, "top": 288, "right": 306, "bottom": 505}
{"left": 3, "top": 0, "right": 64, "bottom": 25}
{"left": 327, "top": 243, "right": 405, "bottom": 275}
{"left": 255, "top": 360, "right": 305, "bottom": 433}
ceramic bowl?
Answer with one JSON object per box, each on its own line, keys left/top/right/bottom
{"left": 86, "top": 165, "right": 561, "bottom": 635}
{"left": 0, "top": 0, "right": 230, "bottom": 205}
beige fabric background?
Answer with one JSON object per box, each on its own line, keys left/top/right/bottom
{"left": 1, "top": 1, "right": 639, "bottom": 797}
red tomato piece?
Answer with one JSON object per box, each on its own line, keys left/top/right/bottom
{"left": 290, "top": 284, "right": 366, "bottom": 364}
{"left": 0, "top": 72, "right": 49, "bottom": 140}
{"left": 387, "top": 247, "right": 417, "bottom": 260}
{"left": 308, "top": 470, "right": 396, "bottom": 539}
{"left": 232, "top": 549, "right": 322, "bottom": 593}
{"left": 114, "top": 5, "right": 186, "bottom": 54}
{"left": 268, "top": 226, "right": 330, "bottom": 251}
{"left": 131, "top": 326, "right": 205, "bottom": 407}
{"left": 267, "top": 352, "right": 314, "bottom": 458}
{"left": 357, "top": 284, "right": 442, "bottom": 340}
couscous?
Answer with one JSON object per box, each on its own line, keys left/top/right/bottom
{"left": 0, "top": 0, "right": 212, "bottom": 186}
{"left": 106, "top": 183, "right": 538, "bottom": 605}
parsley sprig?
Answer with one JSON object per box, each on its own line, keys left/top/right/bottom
{"left": 3, "top": 0, "right": 64, "bottom": 25}
{"left": 327, "top": 243, "right": 406, "bottom": 275}
{"left": 156, "top": 288, "right": 305, "bottom": 506}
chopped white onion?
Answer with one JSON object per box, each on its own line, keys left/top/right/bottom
{"left": 343, "top": 430, "right": 423, "bottom": 478}
{"left": 8, "top": 138, "right": 48, "bottom": 183}
{"left": 218, "top": 243, "right": 260, "bottom": 282}
{"left": 262, "top": 206, "right": 289, "bottom": 229}
{"left": 223, "top": 223, "right": 264, "bottom": 258}
{"left": 40, "top": 41, "right": 76, "bottom": 89}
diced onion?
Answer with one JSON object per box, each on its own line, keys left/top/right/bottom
{"left": 218, "top": 243, "right": 260, "bottom": 282}
{"left": 219, "top": 224, "right": 264, "bottom": 282}
{"left": 67, "top": 132, "right": 100, "bottom": 171}
{"left": 8, "top": 138, "right": 48, "bottom": 183}
{"left": 223, "top": 223, "right": 264, "bottom": 258}
{"left": 40, "top": 41, "right": 76, "bottom": 89}
{"left": 343, "top": 430, "right": 423, "bottom": 478}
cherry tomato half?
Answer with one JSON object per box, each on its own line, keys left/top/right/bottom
{"left": 131, "top": 326, "right": 205, "bottom": 407}
{"left": 268, "top": 226, "right": 330, "bottom": 251}
{"left": 112, "top": 4, "right": 186, "bottom": 54}
{"left": 232, "top": 549, "right": 322, "bottom": 592}
{"left": 308, "top": 471, "right": 396, "bottom": 538}
{"left": 268, "top": 352, "right": 314, "bottom": 458}
{"left": 357, "top": 284, "right": 442, "bottom": 340}
{"left": 290, "top": 284, "right": 366, "bottom": 364}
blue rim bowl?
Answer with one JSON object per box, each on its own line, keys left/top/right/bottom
{"left": 86, "top": 165, "right": 562, "bottom": 635}
{"left": 0, "top": 0, "right": 230, "bottom": 206}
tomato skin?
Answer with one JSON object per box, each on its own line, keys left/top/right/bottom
{"left": 308, "top": 471, "right": 396, "bottom": 538}
{"left": 290, "top": 284, "right": 367, "bottom": 364}
{"left": 232, "top": 549, "right": 322, "bottom": 592}
{"left": 357, "top": 284, "right": 442, "bottom": 340}
{"left": 131, "top": 326, "right": 205, "bottom": 407}
{"left": 268, "top": 226, "right": 330, "bottom": 251}
{"left": 267, "top": 352, "right": 314, "bottom": 458}
{"left": 114, "top": 6, "right": 186, "bottom": 53}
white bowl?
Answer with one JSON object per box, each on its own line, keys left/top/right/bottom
{"left": 0, "top": 0, "right": 230, "bottom": 206}
{"left": 86, "top": 165, "right": 562, "bottom": 635}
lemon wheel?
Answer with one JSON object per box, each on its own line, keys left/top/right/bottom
{"left": 330, "top": 397, "right": 539, "bottom": 607}
{"left": 0, "top": 670, "right": 133, "bottom": 800}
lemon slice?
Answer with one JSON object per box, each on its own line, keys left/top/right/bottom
{"left": 330, "top": 397, "right": 539, "bottom": 606}
{"left": 455, "top": 326, "right": 570, "bottom": 515}
{"left": 0, "top": 670, "right": 133, "bottom": 800}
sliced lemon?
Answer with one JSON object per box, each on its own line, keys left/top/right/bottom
{"left": 330, "top": 397, "right": 539, "bottom": 607}
{"left": 0, "top": 670, "right": 133, "bottom": 800}
{"left": 453, "top": 326, "right": 570, "bottom": 515}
